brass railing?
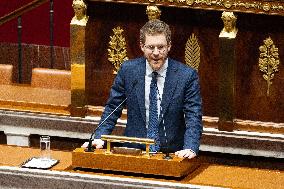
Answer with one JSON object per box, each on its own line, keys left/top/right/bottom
{"left": 101, "top": 135, "right": 155, "bottom": 157}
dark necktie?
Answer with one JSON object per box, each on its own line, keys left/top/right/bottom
{"left": 147, "top": 71, "right": 160, "bottom": 152}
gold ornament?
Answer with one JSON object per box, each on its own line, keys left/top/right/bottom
{"left": 146, "top": 5, "right": 161, "bottom": 20}
{"left": 186, "top": 0, "right": 194, "bottom": 6}
{"left": 263, "top": 3, "right": 271, "bottom": 12}
{"left": 258, "top": 37, "right": 280, "bottom": 96}
{"left": 185, "top": 33, "right": 200, "bottom": 70}
{"left": 107, "top": 27, "right": 129, "bottom": 74}
{"left": 142, "top": 0, "right": 284, "bottom": 16}
{"left": 223, "top": 0, "right": 233, "bottom": 9}
{"left": 71, "top": 0, "right": 88, "bottom": 26}
{"left": 219, "top": 11, "right": 238, "bottom": 39}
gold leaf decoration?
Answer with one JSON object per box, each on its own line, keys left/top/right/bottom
{"left": 107, "top": 27, "right": 128, "bottom": 74}
{"left": 258, "top": 37, "right": 280, "bottom": 96}
{"left": 185, "top": 33, "right": 200, "bottom": 70}
{"left": 143, "top": 0, "right": 284, "bottom": 15}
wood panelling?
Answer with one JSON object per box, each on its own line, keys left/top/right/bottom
{"left": 0, "top": 43, "right": 70, "bottom": 83}
{"left": 86, "top": 2, "right": 221, "bottom": 117}
{"left": 85, "top": 2, "right": 284, "bottom": 124}
{"left": 235, "top": 13, "right": 284, "bottom": 123}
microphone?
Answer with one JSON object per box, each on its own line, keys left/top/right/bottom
{"left": 85, "top": 79, "right": 138, "bottom": 152}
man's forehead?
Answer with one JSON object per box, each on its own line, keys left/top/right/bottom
{"left": 145, "top": 34, "right": 167, "bottom": 42}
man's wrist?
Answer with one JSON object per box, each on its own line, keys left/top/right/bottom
{"left": 188, "top": 149, "right": 196, "bottom": 155}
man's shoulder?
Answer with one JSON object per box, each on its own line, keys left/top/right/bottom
{"left": 122, "top": 57, "right": 145, "bottom": 68}
{"left": 117, "top": 57, "right": 145, "bottom": 77}
{"left": 169, "top": 58, "right": 196, "bottom": 74}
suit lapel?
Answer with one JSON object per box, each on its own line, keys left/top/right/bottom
{"left": 159, "top": 59, "right": 179, "bottom": 124}
{"left": 135, "top": 58, "right": 146, "bottom": 124}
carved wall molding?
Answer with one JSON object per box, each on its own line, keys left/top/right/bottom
{"left": 88, "top": 0, "right": 284, "bottom": 16}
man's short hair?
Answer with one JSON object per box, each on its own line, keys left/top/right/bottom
{"left": 140, "top": 19, "right": 171, "bottom": 45}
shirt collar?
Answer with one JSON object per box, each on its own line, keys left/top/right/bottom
{"left": 146, "top": 59, "right": 168, "bottom": 78}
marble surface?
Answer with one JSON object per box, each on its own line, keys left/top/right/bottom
{"left": 0, "top": 110, "right": 125, "bottom": 149}
{"left": 0, "top": 166, "right": 225, "bottom": 189}
{"left": 201, "top": 127, "right": 284, "bottom": 158}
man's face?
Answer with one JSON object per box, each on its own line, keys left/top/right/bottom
{"left": 140, "top": 34, "right": 171, "bottom": 71}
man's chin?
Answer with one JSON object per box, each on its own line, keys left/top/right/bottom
{"left": 149, "top": 62, "right": 162, "bottom": 71}
{"left": 152, "top": 65, "right": 161, "bottom": 71}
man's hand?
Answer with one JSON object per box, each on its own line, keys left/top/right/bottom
{"left": 81, "top": 139, "right": 104, "bottom": 149}
{"left": 175, "top": 149, "right": 196, "bottom": 159}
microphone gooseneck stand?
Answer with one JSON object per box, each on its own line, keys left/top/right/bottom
{"left": 85, "top": 98, "right": 128, "bottom": 152}
{"left": 85, "top": 80, "right": 138, "bottom": 152}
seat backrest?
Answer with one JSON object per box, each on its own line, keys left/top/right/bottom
{"left": 31, "top": 68, "right": 71, "bottom": 90}
{"left": 0, "top": 64, "right": 13, "bottom": 85}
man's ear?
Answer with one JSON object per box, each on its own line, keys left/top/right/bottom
{"left": 140, "top": 42, "right": 145, "bottom": 52}
{"left": 167, "top": 42, "right": 172, "bottom": 52}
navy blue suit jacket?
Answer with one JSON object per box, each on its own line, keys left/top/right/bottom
{"left": 95, "top": 57, "right": 203, "bottom": 154}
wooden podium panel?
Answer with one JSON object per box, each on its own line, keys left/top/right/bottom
{"left": 72, "top": 148, "right": 200, "bottom": 177}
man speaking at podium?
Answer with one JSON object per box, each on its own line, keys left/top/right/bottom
{"left": 82, "top": 19, "right": 202, "bottom": 159}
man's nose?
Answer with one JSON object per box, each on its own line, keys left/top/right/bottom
{"left": 152, "top": 47, "right": 160, "bottom": 55}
